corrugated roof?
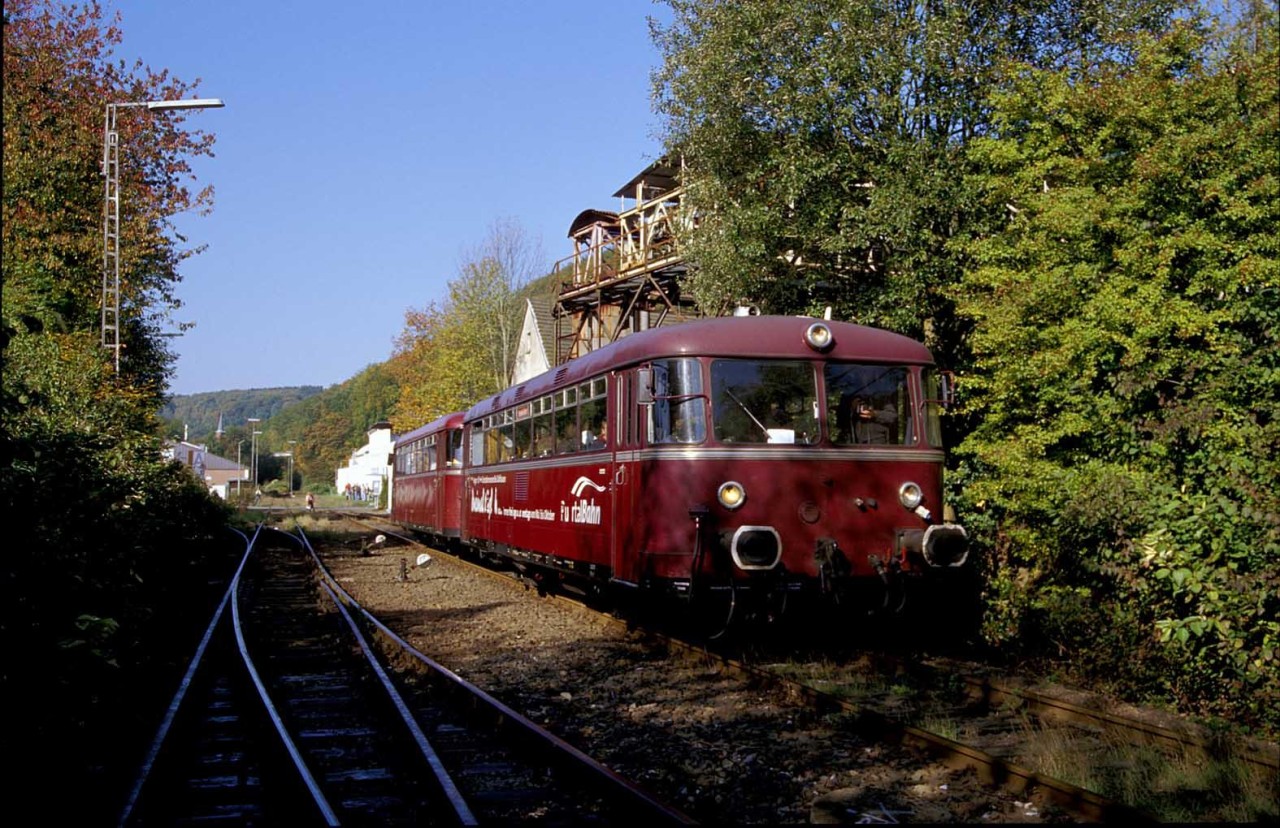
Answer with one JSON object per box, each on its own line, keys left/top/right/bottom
{"left": 612, "top": 159, "right": 679, "bottom": 199}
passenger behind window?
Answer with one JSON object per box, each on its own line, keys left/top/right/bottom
{"left": 582, "top": 419, "right": 608, "bottom": 450}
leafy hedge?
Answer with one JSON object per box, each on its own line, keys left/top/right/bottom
{"left": 954, "top": 19, "right": 1279, "bottom": 730}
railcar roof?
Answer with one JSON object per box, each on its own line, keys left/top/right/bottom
{"left": 465, "top": 315, "right": 933, "bottom": 422}
{"left": 394, "top": 410, "right": 465, "bottom": 447}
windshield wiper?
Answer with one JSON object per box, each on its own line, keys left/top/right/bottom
{"left": 723, "top": 387, "right": 770, "bottom": 438}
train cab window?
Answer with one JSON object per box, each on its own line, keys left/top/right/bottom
{"left": 555, "top": 387, "right": 579, "bottom": 454}
{"left": 651, "top": 358, "right": 706, "bottom": 444}
{"left": 825, "top": 364, "right": 914, "bottom": 446}
{"left": 710, "top": 360, "right": 819, "bottom": 444}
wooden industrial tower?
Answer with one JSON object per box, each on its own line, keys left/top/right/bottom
{"left": 552, "top": 159, "right": 701, "bottom": 363}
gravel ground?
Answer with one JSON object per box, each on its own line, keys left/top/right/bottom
{"left": 314, "top": 525, "right": 1074, "bottom": 824}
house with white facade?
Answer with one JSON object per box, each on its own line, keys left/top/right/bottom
{"left": 511, "top": 295, "right": 557, "bottom": 385}
{"left": 335, "top": 422, "right": 394, "bottom": 505}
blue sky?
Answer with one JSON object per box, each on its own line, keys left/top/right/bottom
{"left": 106, "top": 1, "right": 671, "bottom": 395}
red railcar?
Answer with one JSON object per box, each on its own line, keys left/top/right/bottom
{"left": 453, "top": 315, "right": 968, "bottom": 618}
{"left": 390, "top": 411, "right": 466, "bottom": 543}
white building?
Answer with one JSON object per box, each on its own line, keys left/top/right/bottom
{"left": 511, "top": 296, "right": 555, "bottom": 385}
{"left": 335, "top": 422, "right": 394, "bottom": 505}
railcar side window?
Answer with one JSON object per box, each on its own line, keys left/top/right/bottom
{"left": 921, "top": 369, "right": 944, "bottom": 448}
{"left": 499, "top": 410, "right": 516, "bottom": 462}
{"left": 470, "top": 423, "right": 485, "bottom": 466}
{"left": 825, "top": 364, "right": 914, "bottom": 445}
{"left": 513, "top": 403, "right": 533, "bottom": 460}
{"left": 710, "top": 360, "right": 819, "bottom": 444}
{"left": 651, "top": 358, "right": 706, "bottom": 444}
{"left": 531, "top": 396, "right": 555, "bottom": 457}
{"left": 555, "top": 386, "right": 579, "bottom": 454}
{"left": 579, "top": 379, "right": 608, "bottom": 450}
{"left": 427, "top": 436, "right": 438, "bottom": 471}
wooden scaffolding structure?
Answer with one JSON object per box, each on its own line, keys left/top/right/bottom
{"left": 552, "top": 159, "right": 701, "bottom": 363}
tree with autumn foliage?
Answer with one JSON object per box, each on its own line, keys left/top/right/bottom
{"left": 4, "top": 0, "right": 218, "bottom": 389}
{"left": 389, "top": 219, "right": 541, "bottom": 430}
{"left": 4, "top": 3, "right": 230, "bottom": 816}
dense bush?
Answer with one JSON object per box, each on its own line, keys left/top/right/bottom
{"left": 954, "top": 17, "right": 1279, "bottom": 730}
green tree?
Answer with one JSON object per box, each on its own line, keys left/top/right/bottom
{"left": 4, "top": 3, "right": 231, "bottom": 813}
{"left": 955, "top": 10, "right": 1279, "bottom": 726}
{"left": 652, "top": 0, "right": 1177, "bottom": 366}
{"left": 258, "top": 364, "right": 399, "bottom": 489}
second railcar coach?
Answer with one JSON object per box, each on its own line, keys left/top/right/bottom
{"left": 391, "top": 411, "right": 466, "bottom": 544}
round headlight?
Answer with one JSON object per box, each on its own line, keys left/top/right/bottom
{"left": 898, "top": 481, "right": 924, "bottom": 510}
{"left": 718, "top": 481, "right": 746, "bottom": 510}
{"left": 804, "top": 322, "right": 834, "bottom": 351}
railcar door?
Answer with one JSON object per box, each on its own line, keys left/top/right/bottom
{"left": 611, "top": 369, "right": 641, "bottom": 584}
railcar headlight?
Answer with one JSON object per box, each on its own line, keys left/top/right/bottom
{"left": 898, "top": 481, "right": 924, "bottom": 510}
{"left": 717, "top": 481, "right": 746, "bottom": 510}
{"left": 804, "top": 322, "right": 834, "bottom": 351}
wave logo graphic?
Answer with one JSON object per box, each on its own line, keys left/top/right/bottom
{"left": 570, "top": 476, "right": 607, "bottom": 497}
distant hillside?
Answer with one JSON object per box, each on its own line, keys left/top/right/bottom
{"left": 161, "top": 386, "right": 324, "bottom": 440}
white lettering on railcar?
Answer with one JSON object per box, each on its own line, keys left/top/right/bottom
{"left": 471, "top": 488, "right": 497, "bottom": 516}
{"left": 561, "top": 498, "right": 602, "bottom": 525}
{"left": 469, "top": 486, "right": 555, "bottom": 522}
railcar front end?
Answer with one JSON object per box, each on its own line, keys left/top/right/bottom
{"left": 457, "top": 316, "right": 970, "bottom": 624}
{"left": 632, "top": 337, "right": 969, "bottom": 618}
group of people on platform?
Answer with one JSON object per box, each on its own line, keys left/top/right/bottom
{"left": 343, "top": 482, "right": 374, "bottom": 503}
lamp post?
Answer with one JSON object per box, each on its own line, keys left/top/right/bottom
{"left": 247, "top": 418, "right": 261, "bottom": 489}
{"left": 102, "top": 97, "right": 224, "bottom": 372}
{"left": 236, "top": 438, "right": 247, "bottom": 498}
{"left": 287, "top": 440, "right": 298, "bottom": 496}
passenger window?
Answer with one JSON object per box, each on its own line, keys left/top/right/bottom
{"left": 532, "top": 397, "right": 555, "bottom": 457}
{"left": 556, "top": 402, "right": 578, "bottom": 454}
{"left": 580, "top": 397, "right": 607, "bottom": 450}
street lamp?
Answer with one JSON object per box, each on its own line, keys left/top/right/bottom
{"left": 247, "top": 418, "right": 261, "bottom": 490}
{"left": 235, "top": 438, "right": 247, "bottom": 498}
{"left": 287, "top": 440, "right": 298, "bottom": 496}
{"left": 102, "top": 98, "right": 224, "bottom": 372}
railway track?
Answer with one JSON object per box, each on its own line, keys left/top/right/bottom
{"left": 120, "top": 519, "right": 693, "bottom": 825}
{"left": 336, "top": 512, "right": 1277, "bottom": 822}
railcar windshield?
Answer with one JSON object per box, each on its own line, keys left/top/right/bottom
{"left": 825, "top": 364, "right": 914, "bottom": 445}
{"left": 710, "top": 360, "right": 819, "bottom": 444}
{"left": 651, "top": 357, "right": 706, "bottom": 444}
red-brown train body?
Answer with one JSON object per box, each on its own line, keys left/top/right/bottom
{"left": 391, "top": 412, "right": 465, "bottom": 540}
{"left": 392, "top": 315, "right": 968, "bottom": 618}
